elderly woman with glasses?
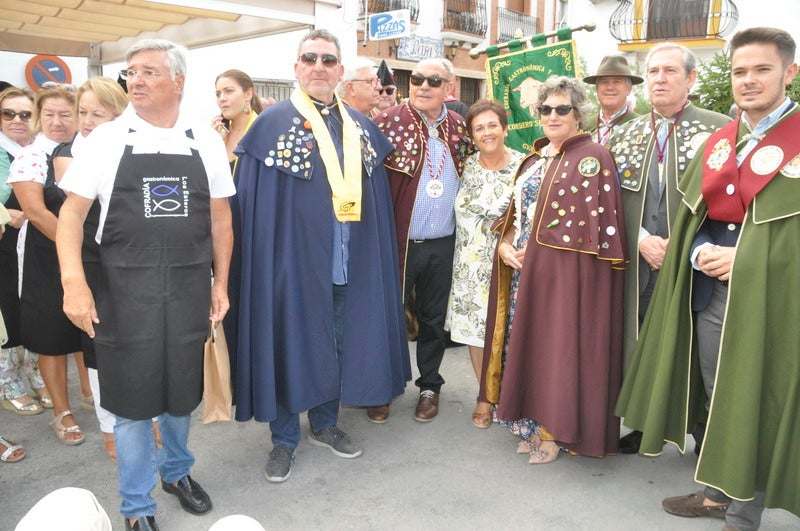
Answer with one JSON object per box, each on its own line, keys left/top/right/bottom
{"left": 1, "top": 86, "right": 51, "bottom": 417}
{"left": 7, "top": 85, "right": 87, "bottom": 445}
{"left": 481, "top": 76, "right": 628, "bottom": 464}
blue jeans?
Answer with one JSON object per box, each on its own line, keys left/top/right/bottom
{"left": 114, "top": 412, "right": 194, "bottom": 518}
{"left": 270, "top": 284, "right": 346, "bottom": 448}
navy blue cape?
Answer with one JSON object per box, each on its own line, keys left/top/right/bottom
{"left": 225, "top": 100, "right": 411, "bottom": 422}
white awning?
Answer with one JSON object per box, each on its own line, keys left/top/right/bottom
{"left": 0, "top": 0, "right": 335, "bottom": 63}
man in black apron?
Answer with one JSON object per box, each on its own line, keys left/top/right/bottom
{"left": 56, "top": 39, "right": 234, "bottom": 531}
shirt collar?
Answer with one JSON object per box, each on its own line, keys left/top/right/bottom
{"left": 742, "top": 97, "right": 793, "bottom": 135}
{"left": 601, "top": 106, "right": 628, "bottom": 124}
{"left": 419, "top": 104, "right": 447, "bottom": 129}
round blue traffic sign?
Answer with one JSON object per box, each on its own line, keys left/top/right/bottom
{"left": 26, "top": 55, "right": 72, "bottom": 90}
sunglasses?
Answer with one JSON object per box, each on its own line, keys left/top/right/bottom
{"left": 0, "top": 108, "right": 33, "bottom": 122}
{"left": 409, "top": 74, "right": 448, "bottom": 88}
{"left": 298, "top": 52, "right": 340, "bottom": 68}
{"left": 537, "top": 104, "right": 575, "bottom": 116}
{"left": 378, "top": 87, "right": 396, "bottom": 96}
{"left": 41, "top": 81, "right": 77, "bottom": 92}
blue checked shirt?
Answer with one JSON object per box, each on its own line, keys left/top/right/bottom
{"left": 408, "top": 105, "right": 460, "bottom": 240}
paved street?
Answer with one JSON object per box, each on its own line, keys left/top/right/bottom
{"left": 2, "top": 344, "right": 797, "bottom": 530}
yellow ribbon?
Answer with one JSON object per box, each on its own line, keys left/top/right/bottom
{"left": 290, "top": 89, "right": 362, "bottom": 221}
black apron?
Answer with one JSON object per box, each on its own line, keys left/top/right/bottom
{"left": 79, "top": 200, "right": 102, "bottom": 368}
{"left": 1, "top": 176, "right": 23, "bottom": 348}
{"left": 19, "top": 157, "right": 82, "bottom": 355}
{"left": 94, "top": 130, "right": 212, "bottom": 420}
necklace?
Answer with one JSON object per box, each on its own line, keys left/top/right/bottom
{"left": 408, "top": 104, "right": 450, "bottom": 198}
{"left": 650, "top": 104, "right": 687, "bottom": 189}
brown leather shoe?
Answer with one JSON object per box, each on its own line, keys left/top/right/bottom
{"left": 367, "top": 404, "right": 390, "bottom": 424}
{"left": 662, "top": 491, "right": 729, "bottom": 519}
{"left": 414, "top": 391, "right": 439, "bottom": 422}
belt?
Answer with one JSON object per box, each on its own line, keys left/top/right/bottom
{"left": 409, "top": 234, "right": 454, "bottom": 244}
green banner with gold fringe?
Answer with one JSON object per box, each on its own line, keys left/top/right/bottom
{"left": 486, "top": 38, "right": 579, "bottom": 153}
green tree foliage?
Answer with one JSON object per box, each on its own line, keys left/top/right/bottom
{"left": 695, "top": 52, "right": 734, "bottom": 115}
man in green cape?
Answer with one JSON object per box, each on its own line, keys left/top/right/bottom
{"left": 616, "top": 27, "right": 800, "bottom": 530}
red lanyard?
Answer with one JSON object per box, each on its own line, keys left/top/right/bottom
{"left": 650, "top": 105, "right": 686, "bottom": 163}
{"left": 409, "top": 104, "right": 450, "bottom": 180}
{"left": 596, "top": 108, "right": 627, "bottom": 144}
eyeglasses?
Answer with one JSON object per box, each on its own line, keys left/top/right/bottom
{"left": 41, "top": 81, "right": 77, "bottom": 92}
{"left": 378, "top": 87, "right": 396, "bottom": 96}
{"left": 119, "top": 69, "right": 165, "bottom": 80}
{"left": 536, "top": 104, "right": 575, "bottom": 116}
{"left": 298, "top": 52, "right": 340, "bottom": 68}
{"left": 352, "top": 78, "right": 379, "bottom": 85}
{"left": 409, "top": 74, "right": 449, "bottom": 88}
{"left": 0, "top": 108, "right": 33, "bottom": 122}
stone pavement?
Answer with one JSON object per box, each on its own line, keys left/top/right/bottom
{"left": 2, "top": 345, "right": 797, "bottom": 530}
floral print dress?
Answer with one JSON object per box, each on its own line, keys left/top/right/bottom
{"left": 445, "top": 150, "right": 523, "bottom": 346}
{"left": 496, "top": 157, "right": 545, "bottom": 440}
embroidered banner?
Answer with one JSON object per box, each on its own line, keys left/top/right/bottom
{"left": 486, "top": 35, "right": 578, "bottom": 153}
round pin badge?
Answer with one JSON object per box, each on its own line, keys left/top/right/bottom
{"left": 750, "top": 145, "right": 784, "bottom": 176}
{"left": 780, "top": 153, "right": 800, "bottom": 178}
{"left": 426, "top": 179, "right": 444, "bottom": 198}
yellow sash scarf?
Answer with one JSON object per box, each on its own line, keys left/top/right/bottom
{"left": 290, "top": 89, "right": 362, "bottom": 221}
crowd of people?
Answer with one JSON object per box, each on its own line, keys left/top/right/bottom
{"left": 1, "top": 25, "right": 798, "bottom": 531}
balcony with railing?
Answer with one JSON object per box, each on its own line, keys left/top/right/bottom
{"left": 610, "top": 0, "right": 738, "bottom": 50}
{"left": 442, "top": 0, "right": 488, "bottom": 40}
{"left": 496, "top": 7, "right": 539, "bottom": 44}
{"left": 361, "top": 0, "right": 419, "bottom": 22}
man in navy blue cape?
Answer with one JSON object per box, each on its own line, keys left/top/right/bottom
{"left": 225, "top": 29, "right": 411, "bottom": 483}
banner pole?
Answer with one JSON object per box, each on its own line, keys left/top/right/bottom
{"left": 469, "top": 23, "right": 596, "bottom": 59}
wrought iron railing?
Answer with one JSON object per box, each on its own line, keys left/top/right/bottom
{"left": 497, "top": 7, "right": 539, "bottom": 44}
{"left": 442, "top": 0, "right": 488, "bottom": 37}
{"left": 362, "top": 0, "right": 419, "bottom": 23}
{"left": 609, "top": 0, "right": 738, "bottom": 43}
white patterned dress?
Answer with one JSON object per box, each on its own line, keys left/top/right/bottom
{"left": 445, "top": 149, "right": 524, "bottom": 346}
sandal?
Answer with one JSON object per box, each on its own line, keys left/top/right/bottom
{"left": 529, "top": 440, "right": 560, "bottom": 465}
{"left": 33, "top": 388, "right": 53, "bottom": 409}
{"left": 471, "top": 402, "right": 493, "bottom": 429}
{"left": 0, "top": 436, "right": 26, "bottom": 462}
{"left": 102, "top": 432, "right": 116, "bottom": 460}
{"left": 80, "top": 393, "right": 95, "bottom": 411}
{"left": 2, "top": 395, "right": 44, "bottom": 416}
{"left": 50, "top": 410, "right": 85, "bottom": 446}
{"left": 517, "top": 435, "right": 542, "bottom": 454}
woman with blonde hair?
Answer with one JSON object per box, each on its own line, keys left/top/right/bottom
{"left": 52, "top": 76, "right": 129, "bottom": 457}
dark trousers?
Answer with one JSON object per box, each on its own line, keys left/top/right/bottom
{"left": 269, "top": 284, "right": 346, "bottom": 447}
{"left": 404, "top": 235, "right": 454, "bottom": 393}
{"left": 697, "top": 281, "right": 764, "bottom": 531}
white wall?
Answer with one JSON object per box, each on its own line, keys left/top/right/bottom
{"left": 565, "top": 0, "right": 800, "bottom": 76}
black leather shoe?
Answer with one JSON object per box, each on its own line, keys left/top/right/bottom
{"left": 161, "top": 475, "right": 212, "bottom": 515}
{"left": 124, "top": 516, "right": 159, "bottom": 530}
{"left": 619, "top": 430, "right": 643, "bottom": 454}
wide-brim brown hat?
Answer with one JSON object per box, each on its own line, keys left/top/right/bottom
{"left": 583, "top": 55, "right": 643, "bottom": 85}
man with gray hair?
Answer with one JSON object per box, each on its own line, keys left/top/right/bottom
{"left": 373, "top": 57, "right": 472, "bottom": 423}
{"left": 583, "top": 55, "right": 643, "bottom": 145}
{"left": 607, "top": 43, "right": 730, "bottom": 454}
{"left": 337, "top": 57, "right": 380, "bottom": 115}
{"left": 57, "top": 39, "right": 235, "bottom": 531}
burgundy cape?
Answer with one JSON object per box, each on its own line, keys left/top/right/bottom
{"left": 373, "top": 103, "right": 471, "bottom": 274}
{"left": 481, "top": 133, "right": 628, "bottom": 456}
